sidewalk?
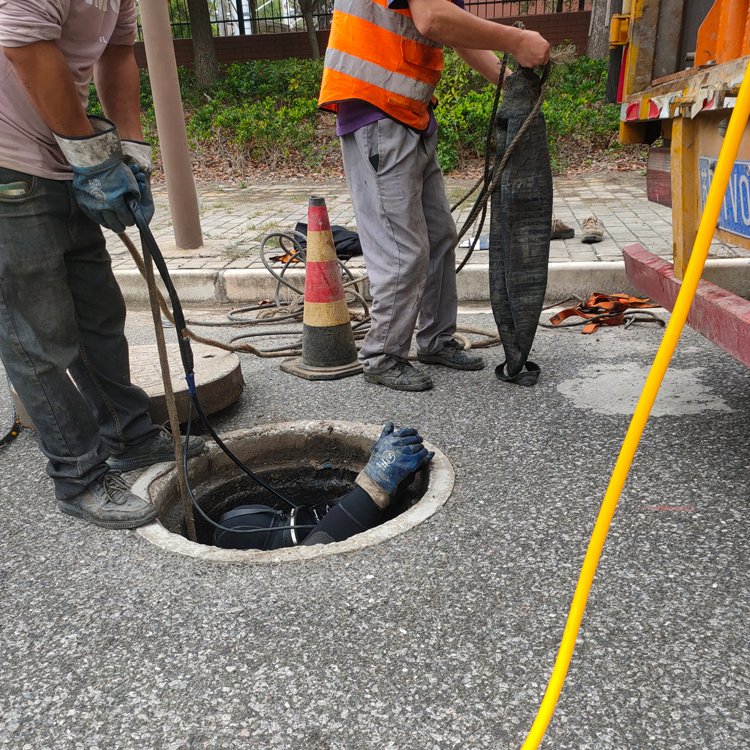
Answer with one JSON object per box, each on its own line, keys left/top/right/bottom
{"left": 108, "top": 171, "right": 750, "bottom": 305}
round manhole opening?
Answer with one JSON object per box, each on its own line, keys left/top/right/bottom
{"left": 133, "top": 421, "right": 454, "bottom": 563}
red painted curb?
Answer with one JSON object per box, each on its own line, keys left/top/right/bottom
{"left": 623, "top": 243, "right": 750, "bottom": 368}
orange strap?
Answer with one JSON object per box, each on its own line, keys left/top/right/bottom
{"left": 549, "top": 293, "right": 658, "bottom": 334}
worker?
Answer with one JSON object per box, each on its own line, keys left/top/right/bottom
{"left": 0, "top": 1, "right": 203, "bottom": 530}
{"left": 319, "top": 0, "right": 550, "bottom": 392}
{"left": 215, "top": 422, "right": 434, "bottom": 550}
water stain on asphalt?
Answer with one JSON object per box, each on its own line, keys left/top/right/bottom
{"left": 556, "top": 362, "right": 733, "bottom": 416}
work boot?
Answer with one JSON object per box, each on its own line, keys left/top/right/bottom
{"left": 550, "top": 217, "right": 575, "bottom": 240}
{"left": 57, "top": 472, "right": 158, "bottom": 530}
{"left": 106, "top": 426, "right": 205, "bottom": 471}
{"left": 580, "top": 215, "right": 604, "bottom": 243}
{"left": 364, "top": 361, "right": 433, "bottom": 392}
{"left": 417, "top": 338, "right": 484, "bottom": 371}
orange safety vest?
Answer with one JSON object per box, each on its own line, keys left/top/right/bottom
{"left": 318, "top": 0, "right": 444, "bottom": 130}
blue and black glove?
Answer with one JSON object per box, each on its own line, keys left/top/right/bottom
{"left": 54, "top": 116, "right": 145, "bottom": 233}
{"left": 355, "top": 422, "right": 434, "bottom": 508}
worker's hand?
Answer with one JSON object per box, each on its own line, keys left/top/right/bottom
{"left": 512, "top": 29, "right": 550, "bottom": 69}
{"left": 122, "top": 140, "right": 154, "bottom": 225}
{"left": 53, "top": 116, "right": 142, "bottom": 233}
{"left": 359, "top": 422, "right": 434, "bottom": 501}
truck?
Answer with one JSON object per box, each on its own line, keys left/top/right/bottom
{"left": 610, "top": 0, "right": 750, "bottom": 366}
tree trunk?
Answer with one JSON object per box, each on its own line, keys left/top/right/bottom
{"left": 248, "top": 0, "right": 260, "bottom": 35}
{"left": 186, "top": 0, "right": 220, "bottom": 89}
{"left": 303, "top": 9, "right": 320, "bottom": 60}
{"left": 587, "top": 0, "right": 616, "bottom": 59}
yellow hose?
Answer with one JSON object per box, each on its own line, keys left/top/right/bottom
{"left": 520, "top": 60, "right": 750, "bottom": 750}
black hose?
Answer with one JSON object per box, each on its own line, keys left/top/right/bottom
{"left": 127, "top": 199, "right": 299, "bottom": 512}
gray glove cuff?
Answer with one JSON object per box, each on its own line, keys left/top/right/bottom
{"left": 355, "top": 471, "right": 391, "bottom": 510}
{"left": 53, "top": 116, "right": 121, "bottom": 169}
{"left": 122, "top": 140, "right": 153, "bottom": 174}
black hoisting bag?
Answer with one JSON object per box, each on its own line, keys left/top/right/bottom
{"left": 489, "top": 67, "right": 552, "bottom": 386}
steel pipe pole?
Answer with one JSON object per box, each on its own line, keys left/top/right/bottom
{"left": 139, "top": 0, "right": 203, "bottom": 249}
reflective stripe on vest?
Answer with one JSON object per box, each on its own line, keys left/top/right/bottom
{"left": 318, "top": 0, "right": 444, "bottom": 130}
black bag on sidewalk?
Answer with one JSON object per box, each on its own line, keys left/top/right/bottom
{"left": 294, "top": 221, "right": 363, "bottom": 260}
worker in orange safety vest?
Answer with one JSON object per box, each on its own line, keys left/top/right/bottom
{"left": 319, "top": 0, "right": 550, "bottom": 392}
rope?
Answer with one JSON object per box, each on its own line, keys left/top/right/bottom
{"left": 119, "top": 232, "right": 301, "bottom": 358}
{"left": 119, "top": 229, "right": 500, "bottom": 357}
{"left": 133, "top": 229, "right": 198, "bottom": 542}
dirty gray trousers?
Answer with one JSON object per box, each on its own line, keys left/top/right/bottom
{"left": 0, "top": 167, "right": 157, "bottom": 500}
{"left": 341, "top": 119, "right": 458, "bottom": 374}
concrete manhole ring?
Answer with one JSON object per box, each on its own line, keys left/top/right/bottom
{"left": 132, "top": 420, "right": 454, "bottom": 563}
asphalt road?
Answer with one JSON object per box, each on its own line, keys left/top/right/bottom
{"left": 1, "top": 305, "right": 748, "bottom": 750}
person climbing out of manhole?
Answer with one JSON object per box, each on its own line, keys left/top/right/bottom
{"left": 214, "top": 423, "right": 434, "bottom": 550}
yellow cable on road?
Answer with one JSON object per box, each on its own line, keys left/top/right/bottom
{"left": 521, "top": 60, "right": 750, "bottom": 750}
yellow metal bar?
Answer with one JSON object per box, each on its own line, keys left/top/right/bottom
{"left": 519, "top": 59, "right": 750, "bottom": 750}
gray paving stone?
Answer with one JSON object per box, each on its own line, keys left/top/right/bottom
{"left": 105, "top": 172, "right": 750, "bottom": 302}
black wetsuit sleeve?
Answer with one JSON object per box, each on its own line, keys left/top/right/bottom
{"left": 302, "top": 486, "right": 383, "bottom": 546}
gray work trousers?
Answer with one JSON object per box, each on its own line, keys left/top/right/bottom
{"left": 0, "top": 167, "right": 157, "bottom": 500}
{"left": 341, "top": 119, "right": 458, "bottom": 374}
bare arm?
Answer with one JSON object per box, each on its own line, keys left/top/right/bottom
{"left": 2, "top": 40, "right": 93, "bottom": 136}
{"left": 455, "top": 48, "right": 506, "bottom": 85}
{"left": 94, "top": 43, "right": 143, "bottom": 141}
{"left": 409, "top": 0, "right": 550, "bottom": 69}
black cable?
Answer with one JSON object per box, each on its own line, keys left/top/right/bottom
{"left": 0, "top": 406, "right": 20, "bottom": 449}
{"left": 127, "top": 199, "right": 299, "bottom": 513}
{"left": 0, "top": 375, "right": 21, "bottom": 449}
{"left": 183, "top": 397, "right": 314, "bottom": 540}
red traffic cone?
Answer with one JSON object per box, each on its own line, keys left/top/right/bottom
{"left": 281, "top": 196, "right": 362, "bottom": 380}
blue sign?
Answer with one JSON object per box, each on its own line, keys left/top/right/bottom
{"left": 698, "top": 156, "right": 750, "bottom": 239}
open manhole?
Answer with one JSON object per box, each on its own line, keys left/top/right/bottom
{"left": 133, "top": 420, "right": 454, "bottom": 563}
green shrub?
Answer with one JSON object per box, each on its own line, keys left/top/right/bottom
{"left": 88, "top": 52, "right": 626, "bottom": 176}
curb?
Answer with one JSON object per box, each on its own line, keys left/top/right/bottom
{"left": 114, "top": 258, "right": 750, "bottom": 307}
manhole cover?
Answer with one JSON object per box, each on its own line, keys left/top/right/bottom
{"left": 133, "top": 420, "right": 454, "bottom": 563}
{"left": 11, "top": 343, "right": 243, "bottom": 429}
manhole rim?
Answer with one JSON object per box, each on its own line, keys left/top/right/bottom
{"left": 133, "top": 420, "right": 454, "bottom": 564}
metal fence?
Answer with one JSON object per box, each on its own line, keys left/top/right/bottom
{"left": 467, "top": 0, "right": 590, "bottom": 17}
{"left": 154, "top": 0, "right": 591, "bottom": 38}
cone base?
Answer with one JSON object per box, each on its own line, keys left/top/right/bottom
{"left": 280, "top": 356, "right": 363, "bottom": 381}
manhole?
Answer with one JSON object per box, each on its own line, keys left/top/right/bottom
{"left": 133, "top": 421, "right": 454, "bottom": 563}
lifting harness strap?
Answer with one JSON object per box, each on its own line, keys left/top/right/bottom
{"left": 549, "top": 293, "right": 659, "bottom": 334}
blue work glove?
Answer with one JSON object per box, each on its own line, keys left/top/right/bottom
{"left": 54, "top": 116, "right": 141, "bottom": 234}
{"left": 122, "top": 139, "right": 155, "bottom": 225}
{"left": 356, "top": 422, "right": 434, "bottom": 507}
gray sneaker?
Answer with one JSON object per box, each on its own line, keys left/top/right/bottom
{"left": 58, "top": 472, "right": 158, "bottom": 529}
{"left": 106, "top": 427, "right": 205, "bottom": 471}
{"left": 417, "top": 339, "right": 484, "bottom": 371}
{"left": 364, "top": 361, "right": 433, "bottom": 392}
{"left": 580, "top": 215, "right": 604, "bottom": 243}
{"left": 550, "top": 217, "right": 575, "bottom": 240}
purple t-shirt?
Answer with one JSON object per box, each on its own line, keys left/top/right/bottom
{"left": 335, "top": 0, "right": 465, "bottom": 136}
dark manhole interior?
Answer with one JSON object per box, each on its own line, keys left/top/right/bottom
{"left": 158, "top": 463, "right": 430, "bottom": 548}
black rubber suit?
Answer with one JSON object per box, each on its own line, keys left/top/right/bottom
{"left": 214, "top": 423, "right": 431, "bottom": 550}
